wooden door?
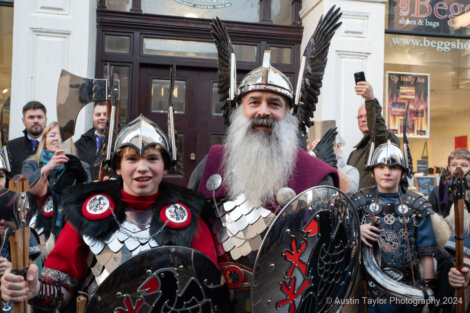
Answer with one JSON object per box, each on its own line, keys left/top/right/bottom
{"left": 139, "top": 66, "right": 226, "bottom": 186}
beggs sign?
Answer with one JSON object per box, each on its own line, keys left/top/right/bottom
{"left": 390, "top": 0, "right": 470, "bottom": 34}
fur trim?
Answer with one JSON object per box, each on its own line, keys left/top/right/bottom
{"left": 39, "top": 234, "right": 56, "bottom": 263}
{"left": 445, "top": 203, "right": 470, "bottom": 235}
{"left": 26, "top": 193, "right": 55, "bottom": 239}
{"left": 63, "top": 179, "right": 127, "bottom": 241}
{"left": 151, "top": 182, "right": 206, "bottom": 247}
{"left": 0, "top": 190, "right": 17, "bottom": 222}
{"left": 430, "top": 213, "right": 451, "bottom": 250}
{"left": 62, "top": 180, "right": 208, "bottom": 247}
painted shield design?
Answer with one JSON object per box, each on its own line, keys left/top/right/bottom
{"left": 86, "top": 246, "right": 230, "bottom": 313}
{"left": 251, "top": 186, "right": 360, "bottom": 313}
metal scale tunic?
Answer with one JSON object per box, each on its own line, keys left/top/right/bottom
{"left": 83, "top": 219, "right": 160, "bottom": 288}
{"left": 216, "top": 193, "right": 276, "bottom": 261}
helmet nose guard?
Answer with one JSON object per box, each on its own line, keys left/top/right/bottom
{"left": 236, "top": 51, "right": 293, "bottom": 104}
{"left": 367, "top": 140, "right": 407, "bottom": 172}
{"left": 112, "top": 115, "right": 172, "bottom": 169}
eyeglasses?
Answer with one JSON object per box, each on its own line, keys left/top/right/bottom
{"left": 356, "top": 114, "right": 367, "bottom": 120}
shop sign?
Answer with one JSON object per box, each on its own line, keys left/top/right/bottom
{"left": 386, "top": 72, "right": 430, "bottom": 138}
{"left": 388, "top": 0, "right": 470, "bottom": 36}
{"left": 174, "top": 0, "right": 232, "bottom": 9}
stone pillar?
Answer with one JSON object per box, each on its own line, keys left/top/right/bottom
{"left": 300, "top": 0, "right": 386, "bottom": 158}
{"left": 10, "top": 0, "right": 97, "bottom": 140}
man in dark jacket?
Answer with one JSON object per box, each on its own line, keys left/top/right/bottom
{"left": 6, "top": 101, "right": 47, "bottom": 177}
{"left": 75, "top": 103, "right": 107, "bottom": 180}
{"left": 347, "top": 81, "right": 400, "bottom": 189}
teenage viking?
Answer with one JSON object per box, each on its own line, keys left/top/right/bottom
{"left": 1, "top": 116, "right": 218, "bottom": 311}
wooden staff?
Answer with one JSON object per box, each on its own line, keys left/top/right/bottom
{"left": 76, "top": 293, "right": 87, "bottom": 313}
{"left": 8, "top": 175, "right": 30, "bottom": 313}
{"left": 453, "top": 167, "right": 465, "bottom": 313}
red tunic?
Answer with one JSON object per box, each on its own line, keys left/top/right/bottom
{"left": 42, "top": 216, "right": 217, "bottom": 289}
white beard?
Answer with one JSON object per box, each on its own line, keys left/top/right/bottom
{"left": 222, "top": 108, "right": 299, "bottom": 206}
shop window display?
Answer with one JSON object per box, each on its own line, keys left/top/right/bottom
{"left": 384, "top": 33, "right": 470, "bottom": 171}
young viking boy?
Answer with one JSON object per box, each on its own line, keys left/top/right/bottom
{"left": 0, "top": 115, "right": 219, "bottom": 311}
{"left": 353, "top": 141, "right": 437, "bottom": 313}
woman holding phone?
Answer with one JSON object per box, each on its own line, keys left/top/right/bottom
{"left": 21, "top": 122, "right": 91, "bottom": 244}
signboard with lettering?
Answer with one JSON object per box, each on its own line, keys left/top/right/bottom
{"left": 386, "top": 72, "right": 430, "bottom": 138}
{"left": 416, "top": 159, "right": 430, "bottom": 175}
{"left": 174, "top": 0, "right": 232, "bottom": 9}
{"left": 388, "top": 0, "right": 470, "bottom": 36}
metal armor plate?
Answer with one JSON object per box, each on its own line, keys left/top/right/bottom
{"left": 251, "top": 186, "right": 360, "bottom": 313}
{"left": 86, "top": 246, "right": 230, "bottom": 313}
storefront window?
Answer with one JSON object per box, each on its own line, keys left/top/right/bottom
{"left": 271, "top": 0, "right": 292, "bottom": 25}
{"left": 143, "top": 38, "right": 257, "bottom": 62}
{"left": 106, "top": 0, "right": 131, "bottom": 12}
{"left": 269, "top": 46, "right": 293, "bottom": 64}
{"left": 384, "top": 33, "right": 470, "bottom": 169}
{"left": 151, "top": 79, "right": 186, "bottom": 114}
{"left": 0, "top": 4, "right": 13, "bottom": 141}
{"left": 104, "top": 35, "right": 131, "bottom": 54}
{"left": 141, "top": 0, "right": 259, "bottom": 23}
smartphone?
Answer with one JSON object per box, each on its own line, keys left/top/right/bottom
{"left": 354, "top": 71, "right": 366, "bottom": 84}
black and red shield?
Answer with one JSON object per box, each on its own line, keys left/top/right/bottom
{"left": 86, "top": 246, "right": 230, "bottom": 313}
{"left": 251, "top": 186, "right": 360, "bottom": 313}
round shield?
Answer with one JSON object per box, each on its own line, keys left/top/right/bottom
{"left": 86, "top": 246, "right": 230, "bottom": 313}
{"left": 251, "top": 186, "right": 360, "bottom": 313}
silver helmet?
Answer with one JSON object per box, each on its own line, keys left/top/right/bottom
{"left": 0, "top": 146, "right": 11, "bottom": 174}
{"left": 236, "top": 51, "right": 294, "bottom": 103}
{"left": 211, "top": 7, "right": 342, "bottom": 127}
{"left": 367, "top": 140, "right": 407, "bottom": 172}
{"left": 113, "top": 115, "right": 171, "bottom": 167}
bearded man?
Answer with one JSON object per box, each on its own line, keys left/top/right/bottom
{"left": 187, "top": 12, "right": 343, "bottom": 312}
{"left": 6, "top": 100, "right": 47, "bottom": 177}
{"left": 193, "top": 89, "right": 338, "bottom": 207}
{"left": 188, "top": 55, "right": 339, "bottom": 313}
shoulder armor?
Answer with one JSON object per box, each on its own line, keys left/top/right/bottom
{"left": 402, "top": 190, "right": 434, "bottom": 217}
{"left": 350, "top": 187, "right": 376, "bottom": 212}
{"left": 82, "top": 193, "right": 115, "bottom": 220}
{"left": 62, "top": 180, "right": 125, "bottom": 241}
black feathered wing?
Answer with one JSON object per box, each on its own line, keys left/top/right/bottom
{"left": 313, "top": 127, "right": 338, "bottom": 168}
{"left": 296, "top": 6, "right": 342, "bottom": 134}
{"left": 211, "top": 17, "right": 235, "bottom": 125}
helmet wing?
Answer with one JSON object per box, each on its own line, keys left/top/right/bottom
{"left": 211, "top": 17, "right": 236, "bottom": 125}
{"left": 296, "top": 6, "right": 342, "bottom": 134}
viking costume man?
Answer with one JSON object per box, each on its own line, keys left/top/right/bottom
{"left": 185, "top": 8, "right": 345, "bottom": 313}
